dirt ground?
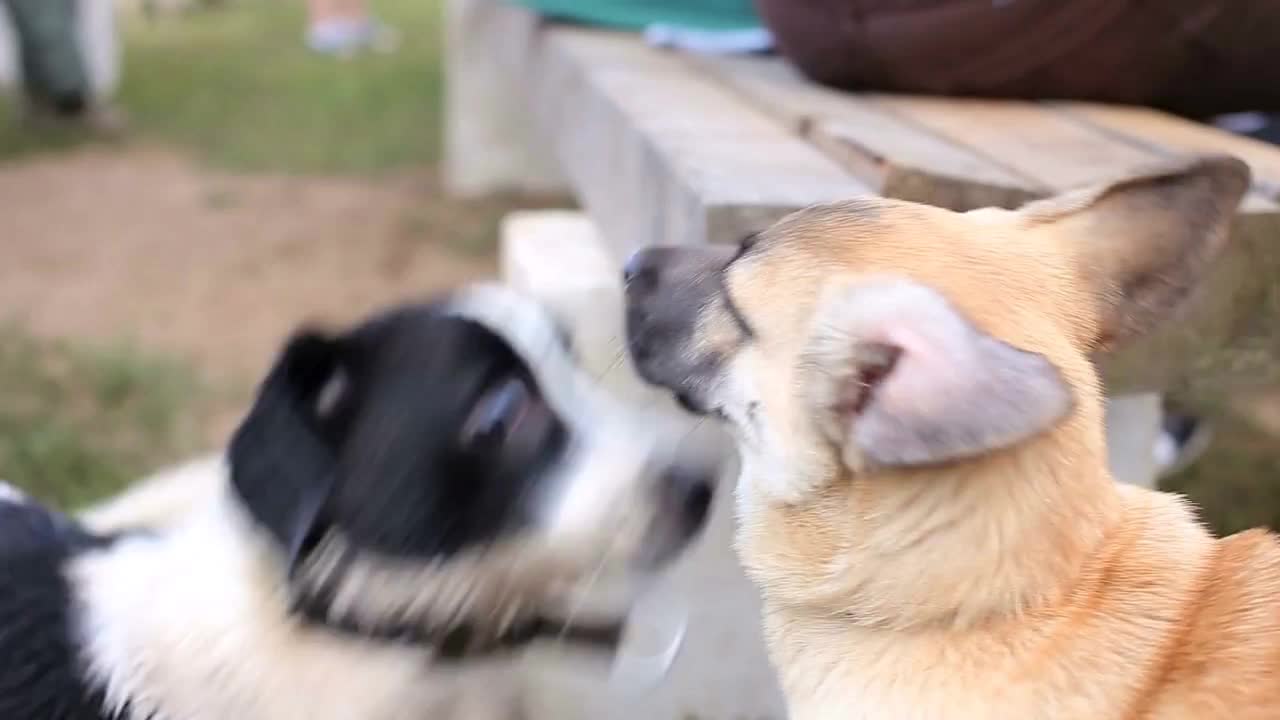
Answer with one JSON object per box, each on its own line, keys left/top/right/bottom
{"left": 0, "top": 145, "right": 524, "bottom": 439}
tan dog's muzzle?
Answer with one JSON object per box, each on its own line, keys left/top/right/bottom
{"left": 623, "top": 244, "right": 738, "bottom": 414}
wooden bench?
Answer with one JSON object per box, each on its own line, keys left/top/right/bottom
{"left": 445, "top": 2, "right": 1280, "bottom": 717}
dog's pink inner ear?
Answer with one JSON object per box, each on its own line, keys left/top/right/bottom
{"left": 805, "top": 279, "right": 1073, "bottom": 471}
{"left": 1018, "top": 154, "right": 1250, "bottom": 352}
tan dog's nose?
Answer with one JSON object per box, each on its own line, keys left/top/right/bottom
{"left": 622, "top": 244, "right": 736, "bottom": 295}
{"left": 622, "top": 246, "right": 679, "bottom": 293}
{"left": 624, "top": 243, "right": 744, "bottom": 416}
{"left": 621, "top": 248, "right": 656, "bottom": 287}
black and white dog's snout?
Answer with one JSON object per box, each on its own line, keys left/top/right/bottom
{"left": 631, "top": 457, "right": 718, "bottom": 570}
{"left": 661, "top": 463, "right": 715, "bottom": 538}
{"left": 0, "top": 284, "right": 727, "bottom": 720}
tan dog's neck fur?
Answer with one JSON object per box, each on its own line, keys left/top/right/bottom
{"left": 741, "top": 425, "right": 1123, "bottom": 632}
{"left": 761, "top": 484, "right": 1227, "bottom": 720}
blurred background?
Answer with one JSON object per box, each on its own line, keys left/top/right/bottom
{"left": 0, "top": 0, "right": 561, "bottom": 510}
{"left": 0, "top": 0, "right": 1276, "bottom": 536}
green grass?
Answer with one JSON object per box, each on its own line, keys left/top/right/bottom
{"left": 120, "top": 0, "right": 444, "bottom": 173}
{"left": 1163, "top": 413, "right": 1280, "bottom": 536}
{"left": 2, "top": 0, "right": 446, "bottom": 173}
{"left": 0, "top": 326, "right": 209, "bottom": 511}
{"left": 0, "top": 115, "right": 97, "bottom": 160}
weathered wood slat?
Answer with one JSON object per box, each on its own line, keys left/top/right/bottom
{"left": 870, "top": 96, "right": 1169, "bottom": 190}
{"left": 483, "top": 2, "right": 868, "bottom": 259}
{"left": 442, "top": 0, "right": 567, "bottom": 195}
{"left": 696, "top": 57, "right": 1280, "bottom": 217}
{"left": 1058, "top": 102, "right": 1280, "bottom": 201}
{"left": 692, "top": 55, "right": 1042, "bottom": 210}
{"left": 871, "top": 95, "right": 1277, "bottom": 211}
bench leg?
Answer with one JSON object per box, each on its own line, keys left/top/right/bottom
{"left": 1103, "top": 393, "right": 1163, "bottom": 489}
{"left": 443, "top": 0, "right": 566, "bottom": 197}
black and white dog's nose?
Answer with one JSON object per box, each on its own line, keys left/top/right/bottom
{"left": 663, "top": 464, "right": 715, "bottom": 534}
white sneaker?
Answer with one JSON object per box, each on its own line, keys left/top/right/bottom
{"left": 307, "top": 18, "right": 400, "bottom": 57}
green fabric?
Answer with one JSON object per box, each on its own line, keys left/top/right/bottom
{"left": 3, "top": 0, "right": 89, "bottom": 108}
{"left": 510, "top": 0, "right": 760, "bottom": 31}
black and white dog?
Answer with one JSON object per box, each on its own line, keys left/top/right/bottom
{"left": 0, "top": 284, "right": 716, "bottom": 720}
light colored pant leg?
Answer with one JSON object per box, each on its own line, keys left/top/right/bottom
{"left": 1104, "top": 393, "right": 1163, "bottom": 489}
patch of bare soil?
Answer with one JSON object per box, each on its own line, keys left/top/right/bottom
{"left": 0, "top": 146, "right": 518, "bottom": 439}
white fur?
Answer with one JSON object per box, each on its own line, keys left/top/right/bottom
{"left": 70, "top": 480, "right": 519, "bottom": 720}
{"left": 79, "top": 454, "right": 225, "bottom": 534}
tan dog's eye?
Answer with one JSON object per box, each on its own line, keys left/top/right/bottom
{"left": 731, "top": 232, "right": 760, "bottom": 265}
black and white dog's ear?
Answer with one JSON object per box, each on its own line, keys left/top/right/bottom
{"left": 230, "top": 329, "right": 348, "bottom": 572}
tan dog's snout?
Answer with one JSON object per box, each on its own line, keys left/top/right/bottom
{"left": 623, "top": 243, "right": 741, "bottom": 414}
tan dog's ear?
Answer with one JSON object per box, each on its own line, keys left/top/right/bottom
{"left": 802, "top": 278, "right": 1073, "bottom": 472}
{"left": 1018, "top": 154, "right": 1250, "bottom": 351}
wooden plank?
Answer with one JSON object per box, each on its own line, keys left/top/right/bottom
{"left": 442, "top": 0, "right": 567, "bottom": 196}
{"left": 483, "top": 2, "right": 868, "bottom": 259}
{"left": 872, "top": 96, "right": 1274, "bottom": 211}
{"left": 866, "top": 96, "right": 1277, "bottom": 267}
{"left": 871, "top": 95, "right": 1167, "bottom": 191}
{"left": 1056, "top": 102, "right": 1280, "bottom": 201}
{"left": 692, "top": 55, "right": 1042, "bottom": 210}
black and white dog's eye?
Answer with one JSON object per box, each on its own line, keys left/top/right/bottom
{"left": 461, "top": 376, "right": 530, "bottom": 448}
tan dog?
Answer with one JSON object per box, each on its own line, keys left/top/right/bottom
{"left": 623, "top": 154, "right": 1280, "bottom": 719}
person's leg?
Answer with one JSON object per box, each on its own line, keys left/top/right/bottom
{"left": 5, "top": 0, "right": 89, "bottom": 115}
{"left": 307, "top": 0, "right": 364, "bottom": 25}
{"left": 305, "top": 0, "right": 398, "bottom": 56}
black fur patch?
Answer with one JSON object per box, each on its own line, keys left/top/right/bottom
{"left": 0, "top": 497, "right": 126, "bottom": 720}
{"left": 230, "top": 303, "right": 570, "bottom": 632}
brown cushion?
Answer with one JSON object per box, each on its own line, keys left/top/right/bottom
{"left": 755, "top": 0, "right": 1280, "bottom": 115}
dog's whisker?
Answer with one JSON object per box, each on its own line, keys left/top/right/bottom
{"left": 677, "top": 417, "right": 707, "bottom": 442}
{"left": 556, "top": 554, "right": 611, "bottom": 644}
{"left": 592, "top": 343, "right": 631, "bottom": 383}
